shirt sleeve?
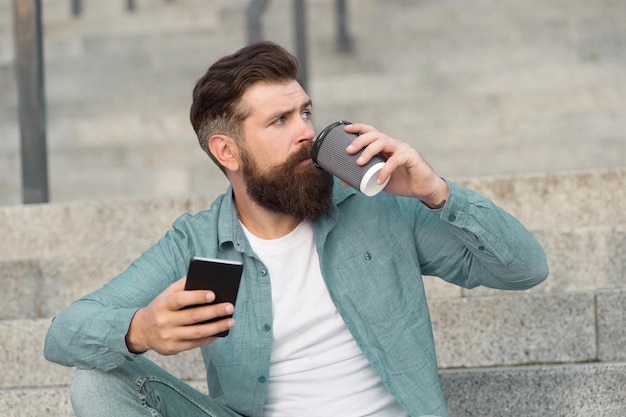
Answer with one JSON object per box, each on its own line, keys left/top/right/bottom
{"left": 414, "top": 179, "right": 549, "bottom": 290}
{"left": 43, "top": 217, "right": 194, "bottom": 371}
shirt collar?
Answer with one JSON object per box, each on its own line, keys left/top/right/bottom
{"left": 216, "top": 179, "right": 358, "bottom": 251}
{"left": 216, "top": 186, "right": 250, "bottom": 255}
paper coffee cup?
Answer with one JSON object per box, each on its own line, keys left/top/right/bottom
{"left": 312, "top": 121, "right": 390, "bottom": 196}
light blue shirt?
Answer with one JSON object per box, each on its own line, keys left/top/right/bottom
{"left": 44, "top": 179, "right": 548, "bottom": 417}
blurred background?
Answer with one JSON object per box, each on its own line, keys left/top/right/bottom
{"left": 1, "top": 0, "right": 625, "bottom": 205}
{"left": 2, "top": 3, "right": 625, "bottom": 415}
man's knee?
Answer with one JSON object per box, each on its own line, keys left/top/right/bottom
{"left": 70, "top": 367, "right": 141, "bottom": 417}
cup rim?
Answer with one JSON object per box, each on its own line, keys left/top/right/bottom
{"left": 312, "top": 120, "right": 352, "bottom": 169}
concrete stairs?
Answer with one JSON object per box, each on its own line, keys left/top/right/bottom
{"left": 1, "top": 0, "right": 626, "bottom": 415}
{"left": 1, "top": 167, "right": 625, "bottom": 416}
{"left": 1, "top": 0, "right": 625, "bottom": 204}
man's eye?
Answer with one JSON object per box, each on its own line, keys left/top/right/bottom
{"left": 274, "top": 117, "right": 285, "bottom": 125}
{"left": 302, "top": 111, "right": 312, "bottom": 119}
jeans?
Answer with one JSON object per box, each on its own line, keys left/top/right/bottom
{"left": 70, "top": 356, "right": 244, "bottom": 417}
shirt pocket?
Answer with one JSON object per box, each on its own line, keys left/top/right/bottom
{"left": 334, "top": 235, "right": 424, "bottom": 324}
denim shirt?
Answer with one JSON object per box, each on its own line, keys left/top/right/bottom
{"left": 44, "top": 179, "right": 548, "bottom": 417}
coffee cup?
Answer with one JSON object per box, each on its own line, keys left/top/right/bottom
{"left": 312, "top": 121, "right": 390, "bottom": 197}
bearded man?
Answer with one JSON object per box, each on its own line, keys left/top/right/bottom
{"left": 44, "top": 41, "right": 548, "bottom": 417}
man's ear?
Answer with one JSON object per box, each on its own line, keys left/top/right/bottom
{"left": 208, "top": 134, "right": 240, "bottom": 172}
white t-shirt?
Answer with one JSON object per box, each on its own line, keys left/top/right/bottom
{"left": 241, "top": 222, "right": 408, "bottom": 417}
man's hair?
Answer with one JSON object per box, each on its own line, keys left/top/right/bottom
{"left": 190, "top": 41, "right": 301, "bottom": 173}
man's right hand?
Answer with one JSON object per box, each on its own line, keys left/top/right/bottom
{"left": 125, "top": 277, "right": 236, "bottom": 355}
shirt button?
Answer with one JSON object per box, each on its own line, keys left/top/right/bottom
{"left": 260, "top": 269, "right": 267, "bottom": 276}
{"left": 263, "top": 324, "right": 272, "bottom": 332}
{"left": 448, "top": 214, "right": 456, "bottom": 222}
{"left": 478, "top": 245, "right": 485, "bottom": 251}
{"left": 258, "top": 376, "right": 267, "bottom": 383}
{"left": 364, "top": 252, "right": 372, "bottom": 261}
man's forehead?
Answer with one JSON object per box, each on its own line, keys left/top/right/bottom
{"left": 242, "top": 80, "right": 311, "bottom": 115}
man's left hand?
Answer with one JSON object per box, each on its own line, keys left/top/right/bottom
{"left": 344, "top": 123, "right": 449, "bottom": 208}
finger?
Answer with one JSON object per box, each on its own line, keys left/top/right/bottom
{"left": 145, "top": 302, "right": 233, "bottom": 354}
{"left": 344, "top": 129, "right": 376, "bottom": 149}
{"left": 166, "top": 277, "right": 216, "bottom": 311}
{"left": 344, "top": 122, "right": 374, "bottom": 136}
{"left": 344, "top": 124, "right": 377, "bottom": 155}
{"left": 183, "top": 302, "right": 234, "bottom": 326}
{"left": 355, "top": 137, "right": 390, "bottom": 165}
{"left": 344, "top": 132, "right": 383, "bottom": 164}
{"left": 169, "top": 290, "right": 216, "bottom": 313}
{"left": 169, "top": 319, "right": 235, "bottom": 352}
{"left": 375, "top": 153, "right": 404, "bottom": 185}
{"left": 183, "top": 317, "right": 236, "bottom": 341}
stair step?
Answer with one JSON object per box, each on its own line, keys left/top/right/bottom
{"left": 430, "top": 289, "right": 626, "bottom": 368}
{"left": 3, "top": 289, "right": 625, "bottom": 390}
{"left": 0, "top": 195, "right": 216, "bottom": 261}
{"left": 1, "top": 0, "right": 624, "bottom": 414}
{"left": 440, "top": 362, "right": 626, "bottom": 417}
{"left": 0, "top": 169, "right": 623, "bottom": 261}
{"left": 0, "top": 255, "right": 135, "bottom": 320}
{"left": 458, "top": 168, "right": 626, "bottom": 230}
{"left": 0, "top": 387, "right": 74, "bottom": 417}
{"left": 0, "top": 319, "right": 206, "bottom": 391}
{"left": 1, "top": 224, "right": 624, "bottom": 320}
{"left": 0, "top": 381, "right": 207, "bottom": 417}
{"left": 2, "top": 362, "right": 623, "bottom": 417}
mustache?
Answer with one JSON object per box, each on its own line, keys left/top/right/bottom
{"left": 284, "top": 142, "right": 314, "bottom": 169}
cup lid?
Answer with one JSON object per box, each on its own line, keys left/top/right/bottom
{"left": 312, "top": 120, "right": 352, "bottom": 169}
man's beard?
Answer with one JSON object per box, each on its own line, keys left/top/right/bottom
{"left": 240, "top": 142, "right": 334, "bottom": 222}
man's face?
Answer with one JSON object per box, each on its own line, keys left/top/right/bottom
{"left": 237, "top": 81, "right": 333, "bottom": 221}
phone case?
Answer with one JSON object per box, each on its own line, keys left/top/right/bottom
{"left": 184, "top": 256, "right": 243, "bottom": 336}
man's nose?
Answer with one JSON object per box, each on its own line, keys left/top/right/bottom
{"left": 296, "top": 119, "right": 315, "bottom": 143}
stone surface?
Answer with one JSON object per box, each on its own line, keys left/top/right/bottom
{"left": 0, "top": 388, "right": 74, "bottom": 417}
{"left": 0, "top": 318, "right": 206, "bottom": 390}
{"left": 0, "top": 197, "right": 211, "bottom": 260}
{"left": 0, "top": 319, "right": 73, "bottom": 390}
{"left": 431, "top": 292, "right": 597, "bottom": 368}
{"left": 40, "top": 255, "right": 135, "bottom": 316}
{"left": 0, "top": 260, "right": 41, "bottom": 319}
{"left": 458, "top": 168, "right": 626, "bottom": 230}
{"left": 0, "top": 382, "right": 207, "bottom": 417}
{"left": 0, "top": 168, "right": 622, "bottom": 260}
{"left": 4, "top": 362, "right": 625, "bottom": 417}
{"left": 1, "top": 2, "right": 626, "bottom": 415}
{"left": 597, "top": 289, "right": 626, "bottom": 362}
{"left": 440, "top": 363, "right": 626, "bottom": 417}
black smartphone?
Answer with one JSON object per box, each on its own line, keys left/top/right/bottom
{"left": 184, "top": 256, "right": 243, "bottom": 337}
